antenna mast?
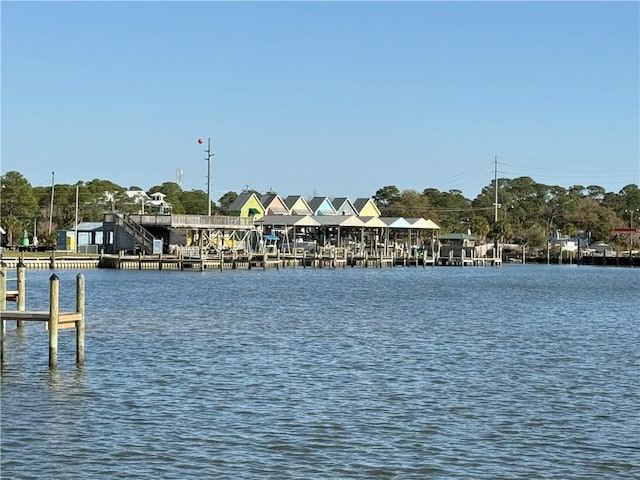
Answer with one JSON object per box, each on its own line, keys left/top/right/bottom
{"left": 493, "top": 155, "right": 500, "bottom": 223}
{"left": 204, "top": 138, "right": 214, "bottom": 216}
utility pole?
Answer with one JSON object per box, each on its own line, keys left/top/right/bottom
{"left": 74, "top": 184, "right": 79, "bottom": 253}
{"left": 493, "top": 155, "right": 500, "bottom": 261}
{"left": 493, "top": 155, "right": 499, "bottom": 223}
{"left": 624, "top": 208, "right": 639, "bottom": 263}
{"left": 48, "top": 171, "right": 55, "bottom": 234}
{"left": 202, "top": 138, "right": 214, "bottom": 217}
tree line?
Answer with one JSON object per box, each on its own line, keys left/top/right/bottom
{"left": 1, "top": 170, "right": 638, "bottom": 253}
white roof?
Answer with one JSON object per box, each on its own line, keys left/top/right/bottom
{"left": 405, "top": 218, "right": 441, "bottom": 229}
{"left": 359, "top": 216, "right": 388, "bottom": 228}
{"left": 258, "top": 215, "right": 321, "bottom": 227}
{"left": 380, "top": 217, "right": 413, "bottom": 229}
{"left": 312, "top": 215, "right": 366, "bottom": 227}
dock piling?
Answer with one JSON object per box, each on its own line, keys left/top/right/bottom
{"left": 17, "top": 262, "right": 26, "bottom": 328}
{"left": 48, "top": 274, "right": 59, "bottom": 368}
{"left": 1, "top": 269, "right": 6, "bottom": 363}
{"left": 76, "top": 273, "right": 85, "bottom": 364}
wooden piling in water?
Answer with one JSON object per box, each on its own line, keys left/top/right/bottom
{"left": 17, "top": 262, "right": 26, "bottom": 328}
{"left": 1, "top": 271, "right": 86, "bottom": 368}
{"left": 76, "top": 273, "right": 85, "bottom": 364}
{"left": 49, "top": 274, "right": 59, "bottom": 368}
{"left": 1, "top": 269, "right": 6, "bottom": 364}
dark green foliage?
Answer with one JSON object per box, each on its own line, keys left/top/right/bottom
{"left": 1, "top": 171, "right": 638, "bottom": 253}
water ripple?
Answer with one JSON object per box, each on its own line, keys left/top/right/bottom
{"left": 2, "top": 266, "right": 639, "bottom": 479}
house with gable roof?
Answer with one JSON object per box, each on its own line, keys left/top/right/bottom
{"left": 283, "top": 195, "right": 313, "bottom": 216}
{"left": 147, "top": 192, "right": 172, "bottom": 214}
{"left": 260, "top": 193, "right": 290, "bottom": 215}
{"left": 308, "top": 196, "right": 337, "bottom": 216}
{"left": 353, "top": 198, "right": 381, "bottom": 217}
{"left": 229, "top": 192, "right": 265, "bottom": 219}
{"left": 331, "top": 197, "right": 357, "bottom": 216}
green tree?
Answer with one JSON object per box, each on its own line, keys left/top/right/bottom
{"left": 385, "top": 189, "right": 434, "bottom": 218}
{"left": 217, "top": 191, "right": 238, "bottom": 215}
{"left": 373, "top": 185, "right": 401, "bottom": 215}
{"left": 423, "top": 188, "right": 472, "bottom": 232}
{"left": 1, "top": 171, "right": 38, "bottom": 241}
{"left": 182, "top": 190, "right": 211, "bottom": 215}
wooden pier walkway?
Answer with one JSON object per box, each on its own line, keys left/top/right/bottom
{"left": 1, "top": 267, "right": 85, "bottom": 368}
{"left": 94, "top": 247, "right": 463, "bottom": 270}
{"left": 1, "top": 247, "right": 502, "bottom": 271}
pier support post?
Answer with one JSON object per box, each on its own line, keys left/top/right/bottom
{"left": 76, "top": 273, "right": 85, "bottom": 364}
{"left": 48, "top": 274, "right": 60, "bottom": 368}
{"left": 50, "top": 251, "right": 56, "bottom": 269}
{"left": 17, "top": 261, "right": 26, "bottom": 328}
{"left": 199, "top": 234, "right": 205, "bottom": 271}
{"left": 1, "top": 269, "right": 6, "bottom": 364}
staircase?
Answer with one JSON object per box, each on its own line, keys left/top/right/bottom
{"left": 113, "top": 214, "right": 156, "bottom": 254}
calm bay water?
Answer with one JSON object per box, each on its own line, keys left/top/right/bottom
{"left": 1, "top": 265, "right": 639, "bottom": 479}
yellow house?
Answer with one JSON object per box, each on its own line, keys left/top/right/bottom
{"left": 353, "top": 198, "right": 381, "bottom": 217}
{"left": 283, "top": 195, "right": 313, "bottom": 215}
{"left": 229, "top": 192, "right": 265, "bottom": 219}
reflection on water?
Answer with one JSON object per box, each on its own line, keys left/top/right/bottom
{"left": 2, "top": 266, "right": 639, "bottom": 479}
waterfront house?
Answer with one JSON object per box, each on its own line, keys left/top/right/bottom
{"left": 260, "top": 193, "right": 290, "bottom": 215}
{"left": 147, "top": 192, "right": 172, "bottom": 215}
{"left": 548, "top": 230, "right": 587, "bottom": 252}
{"left": 283, "top": 195, "right": 313, "bottom": 215}
{"left": 229, "top": 192, "right": 265, "bottom": 219}
{"left": 353, "top": 198, "right": 381, "bottom": 217}
{"left": 308, "top": 197, "right": 337, "bottom": 216}
{"left": 331, "top": 197, "right": 357, "bottom": 216}
{"left": 56, "top": 222, "right": 104, "bottom": 253}
{"left": 437, "top": 233, "right": 477, "bottom": 262}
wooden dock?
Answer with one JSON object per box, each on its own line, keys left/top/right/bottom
{"left": 1, "top": 268, "right": 85, "bottom": 368}
{"left": 95, "top": 247, "right": 456, "bottom": 270}
{"left": 1, "top": 246, "right": 502, "bottom": 271}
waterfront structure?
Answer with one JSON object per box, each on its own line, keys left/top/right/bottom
{"left": 82, "top": 194, "right": 459, "bottom": 264}
{"left": 308, "top": 197, "right": 338, "bottom": 216}
{"left": 331, "top": 197, "right": 357, "bottom": 216}
{"left": 228, "top": 192, "right": 265, "bottom": 219}
{"left": 353, "top": 198, "right": 382, "bottom": 217}
{"left": 283, "top": 196, "right": 313, "bottom": 215}
{"left": 260, "top": 193, "right": 289, "bottom": 215}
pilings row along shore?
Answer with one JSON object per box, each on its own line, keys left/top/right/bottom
{"left": 3, "top": 248, "right": 503, "bottom": 271}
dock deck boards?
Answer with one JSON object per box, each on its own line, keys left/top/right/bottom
{"left": 0, "top": 310, "right": 83, "bottom": 323}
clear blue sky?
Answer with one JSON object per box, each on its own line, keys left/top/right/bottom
{"left": 2, "top": 1, "right": 638, "bottom": 202}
